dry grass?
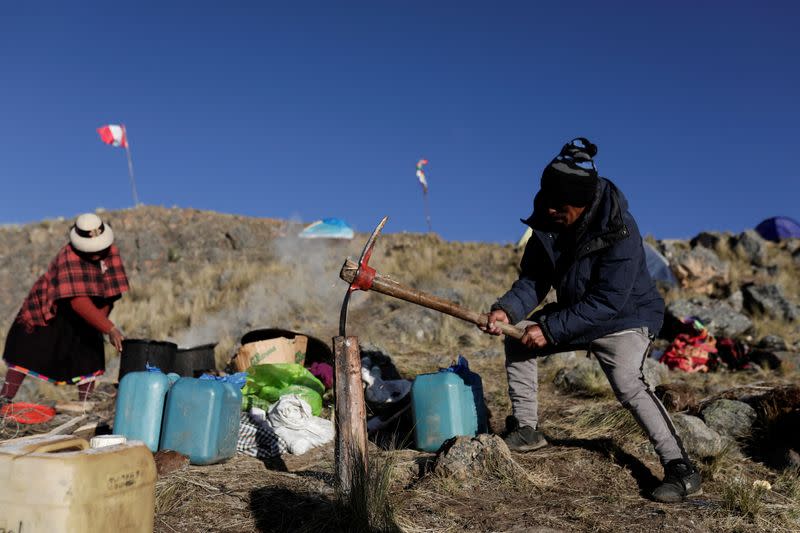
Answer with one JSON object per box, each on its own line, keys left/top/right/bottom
{"left": 2, "top": 210, "right": 800, "bottom": 532}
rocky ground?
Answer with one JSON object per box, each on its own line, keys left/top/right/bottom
{"left": 1, "top": 206, "right": 799, "bottom": 532}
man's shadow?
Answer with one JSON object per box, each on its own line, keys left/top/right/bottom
{"left": 547, "top": 436, "right": 661, "bottom": 496}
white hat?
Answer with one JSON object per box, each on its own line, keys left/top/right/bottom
{"left": 69, "top": 213, "right": 114, "bottom": 253}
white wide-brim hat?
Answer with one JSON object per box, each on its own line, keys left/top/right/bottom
{"left": 69, "top": 213, "right": 114, "bottom": 253}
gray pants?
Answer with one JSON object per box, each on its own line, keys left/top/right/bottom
{"left": 505, "top": 323, "right": 688, "bottom": 465}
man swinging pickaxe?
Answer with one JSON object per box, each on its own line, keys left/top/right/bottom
{"left": 338, "top": 216, "right": 524, "bottom": 340}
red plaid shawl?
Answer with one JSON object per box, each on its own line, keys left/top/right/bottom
{"left": 17, "top": 244, "right": 129, "bottom": 329}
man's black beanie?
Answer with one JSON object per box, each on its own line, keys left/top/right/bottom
{"left": 540, "top": 137, "right": 599, "bottom": 207}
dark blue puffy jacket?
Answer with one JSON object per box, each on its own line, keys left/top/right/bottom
{"left": 493, "top": 178, "right": 664, "bottom": 346}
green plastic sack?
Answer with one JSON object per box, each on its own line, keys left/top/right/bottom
{"left": 242, "top": 363, "right": 325, "bottom": 416}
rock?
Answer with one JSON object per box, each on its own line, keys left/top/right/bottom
{"left": 731, "top": 230, "right": 767, "bottom": 266}
{"left": 434, "top": 434, "right": 519, "bottom": 481}
{"left": 553, "top": 357, "right": 610, "bottom": 396}
{"left": 541, "top": 351, "right": 579, "bottom": 367}
{"left": 779, "top": 448, "right": 800, "bottom": 470}
{"left": 655, "top": 383, "right": 699, "bottom": 412}
{"left": 28, "top": 227, "right": 51, "bottom": 246}
{"left": 701, "top": 399, "right": 757, "bottom": 439}
{"left": 643, "top": 358, "right": 669, "bottom": 389}
{"left": 754, "top": 348, "right": 784, "bottom": 369}
{"left": 690, "top": 231, "right": 723, "bottom": 250}
{"left": 671, "top": 413, "right": 725, "bottom": 458}
{"left": 470, "top": 347, "right": 502, "bottom": 359}
{"left": 388, "top": 308, "right": 441, "bottom": 344}
{"left": 153, "top": 449, "right": 189, "bottom": 476}
{"left": 727, "top": 290, "right": 744, "bottom": 312}
{"left": 742, "top": 284, "right": 800, "bottom": 322}
{"left": 659, "top": 239, "right": 688, "bottom": 263}
{"left": 774, "top": 351, "right": 800, "bottom": 371}
{"left": 671, "top": 246, "right": 729, "bottom": 294}
{"left": 665, "top": 298, "right": 753, "bottom": 338}
{"left": 757, "top": 335, "right": 788, "bottom": 352}
{"left": 224, "top": 226, "right": 257, "bottom": 251}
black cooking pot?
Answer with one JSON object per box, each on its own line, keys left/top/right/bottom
{"left": 174, "top": 343, "right": 217, "bottom": 377}
{"left": 119, "top": 339, "right": 178, "bottom": 381}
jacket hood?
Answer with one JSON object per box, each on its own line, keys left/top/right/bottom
{"left": 523, "top": 178, "right": 630, "bottom": 254}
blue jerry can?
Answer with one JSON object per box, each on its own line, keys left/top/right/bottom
{"left": 411, "top": 372, "right": 478, "bottom": 452}
{"left": 159, "top": 378, "right": 242, "bottom": 465}
{"left": 113, "top": 371, "right": 171, "bottom": 452}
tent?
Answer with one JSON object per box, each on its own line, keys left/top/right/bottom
{"left": 754, "top": 216, "right": 800, "bottom": 242}
{"left": 298, "top": 218, "right": 354, "bottom": 240}
{"left": 644, "top": 242, "right": 677, "bottom": 287}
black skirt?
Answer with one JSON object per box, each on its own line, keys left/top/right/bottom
{"left": 3, "top": 301, "right": 105, "bottom": 383}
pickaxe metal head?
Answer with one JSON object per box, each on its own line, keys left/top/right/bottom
{"left": 339, "top": 216, "right": 388, "bottom": 336}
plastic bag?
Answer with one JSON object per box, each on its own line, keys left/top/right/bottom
{"left": 242, "top": 364, "right": 325, "bottom": 416}
{"left": 199, "top": 371, "right": 248, "bottom": 389}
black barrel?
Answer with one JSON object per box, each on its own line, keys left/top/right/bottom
{"left": 119, "top": 339, "right": 178, "bottom": 381}
{"left": 174, "top": 343, "right": 217, "bottom": 377}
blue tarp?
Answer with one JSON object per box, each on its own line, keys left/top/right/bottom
{"left": 755, "top": 216, "right": 800, "bottom": 242}
{"left": 298, "top": 218, "right": 354, "bottom": 239}
{"left": 644, "top": 242, "right": 677, "bottom": 286}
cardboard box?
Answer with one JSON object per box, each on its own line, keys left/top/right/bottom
{"left": 232, "top": 335, "right": 307, "bottom": 372}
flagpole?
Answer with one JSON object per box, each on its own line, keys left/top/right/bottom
{"left": 122, "top": 126, "right": 140, "bottom": 206}
{"left": 423, "top": 190, "right": 432, "bottom": 233}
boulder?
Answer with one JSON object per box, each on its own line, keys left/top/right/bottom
{"left": 690, "top": 231, "right": 723, "bottom": 250}
{"left": 742, "top": 284, "right": 800, "bottom": 322}
{"left": 643, "top": 358, "right": 669, "bottom": 389}
{"left": 671, "top": 413, "right": 725, "bottom": 458}
{"left": 727, "top": 290, "right": 744, "bottom": 312}
{"left": 671, "top": 247, "right": 729, "bottom": 294}
{"left": 701, "top": 399, "right": 757, "bottom": 439}
{"left": 434, "top": 434, "right": 519, "bottom": 481}
{"left": 758, "top": 335, "right": 788, "bottom": 352}
{"left": 665, "top": 298, "right": 753, "bottom": 338}
{"left": 388, "top": 308, "right": 441, "bottom": 344}
{"left": 553, "top": 358, "right": 609, "bottom": 396}
{"left": 655, "top": 383, "right": 699, "bottom": 412}
{"left": 731, "top": 230, "right": 767, "bottom": 266}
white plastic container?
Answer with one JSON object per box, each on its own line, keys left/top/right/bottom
{"left": 90, "top": 434, "right": 128, "bottom": 448}
{"left": 0, "top": 434, "right": 156, "bottom": 532}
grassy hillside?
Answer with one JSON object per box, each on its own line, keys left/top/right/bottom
{"left": 1, "top": 207, "right": 798, "bottom": 532}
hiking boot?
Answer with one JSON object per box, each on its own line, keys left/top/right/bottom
{"left": 503, "top": 425, "right": 548, "bottom": 452}
{"left": 651, "top": 459, "right": 703, "bottom": 503}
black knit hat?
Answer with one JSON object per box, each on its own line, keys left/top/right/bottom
{"left": 540, "top": 137, "right": 599, "bottom": 207}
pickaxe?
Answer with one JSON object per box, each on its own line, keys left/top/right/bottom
{"left": 338, "top": 216, "right": 524, "bottom": 339}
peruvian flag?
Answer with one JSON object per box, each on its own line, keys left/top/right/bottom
{"left": 97, "top": 124, "right": 128, "bottom": 148}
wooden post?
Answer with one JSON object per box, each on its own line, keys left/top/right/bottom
{"left": 333, "top": 336, "right": 367, "bottom": 495}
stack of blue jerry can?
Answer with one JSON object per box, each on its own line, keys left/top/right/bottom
{"left": 113, "top": 372, "right": 241, "bottom": 464}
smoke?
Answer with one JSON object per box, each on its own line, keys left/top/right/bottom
{"left": 172, "top": 235, "right": 360, "bottom": 349}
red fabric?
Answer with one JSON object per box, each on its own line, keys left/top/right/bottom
{"left": 659, "top": 323, "right": 718, "bottom": 373}
{"left": 70, "top": 296, "right": 114, "bottom": 334}
{"left": 16, "top": 244, "right": 129, "bottom": 330}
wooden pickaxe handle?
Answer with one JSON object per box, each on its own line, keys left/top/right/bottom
{"left": 340, "top": 258, "right": 525, "bottom": 340}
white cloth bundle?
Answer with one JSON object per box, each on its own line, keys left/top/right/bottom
{"left": 268, "top": 395, "right": 334, "bottom": 455}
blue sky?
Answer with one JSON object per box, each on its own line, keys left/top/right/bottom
{"left": 1, "top": 2, "right": 797, "bottom": 243}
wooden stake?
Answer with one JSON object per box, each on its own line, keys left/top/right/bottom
{"left": 332, "top": 336, "right": 367, "bottom": 495}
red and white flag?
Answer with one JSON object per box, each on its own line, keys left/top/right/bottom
{"left": 97, "top": 124, "right": 128, "bottom": 148}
